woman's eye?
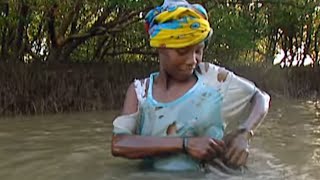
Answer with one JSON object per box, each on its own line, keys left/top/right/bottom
{"left": 176, "top": 48, "right": 189, "bottom": 55}
{"left": 196, "top": 49, "right": 202, "bottom": 54}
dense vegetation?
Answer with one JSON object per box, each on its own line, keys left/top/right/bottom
{"left": 0, "top": 0, "right": 319, "bottom": 115}
{"left": 0, "top": 0, "right": 319, "bottom": 64}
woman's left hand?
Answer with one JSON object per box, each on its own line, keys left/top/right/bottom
{"left": 223, "top": 131, "right": 251, "bottom": 168}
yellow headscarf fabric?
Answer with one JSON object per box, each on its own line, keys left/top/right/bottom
{"left": 145, "top": 1, "right": 212, "bottom": 48}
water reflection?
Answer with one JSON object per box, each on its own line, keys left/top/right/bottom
{"left": 0, "top": 101, "right": 320, "bottom": 180}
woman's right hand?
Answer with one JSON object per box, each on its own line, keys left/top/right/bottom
{"left": 186, "top": 137, "right": 225, "bottom": 161}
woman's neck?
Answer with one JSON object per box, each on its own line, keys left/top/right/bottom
{"left": 155, "top": 71, "right": 197, "bottom": 90}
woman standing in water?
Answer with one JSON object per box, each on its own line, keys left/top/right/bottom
{"left": 111, "top": 0, "right": 270, "bottom": 172}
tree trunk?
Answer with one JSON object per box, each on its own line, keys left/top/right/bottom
{"left": 0, "top": 1, "right": 9, "bottom": 61}
{"left": 47, "top": 47, "right": 68, "bottom": 62}
{"left": 0, "top": 24, "right": 8, "bottom": 61}
{"left": 315, "top": 25, "right": 320, "bottom": 63}
{"left": 11, "top": 2, "right": 29, "bottom": 62}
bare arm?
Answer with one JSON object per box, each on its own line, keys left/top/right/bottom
{"left": 112, "top": 135, "right": 183, "bottom": 159}
{"left": 217, "top": 67, "right": 270, "bottom": 136}
{"left": 112, "top": 134, "right": 224, "bottom": 160}
{"left": 111, "top": 82, "right": 224, "bottom": 160}
{"left": 121, "top": 82, "right": 138, "bottom": 115}
{"left": 240, "top": 89, "right": 270, "bottom": 133}
{"left": 224, "top": 88, "right": 270, "bottom": 167}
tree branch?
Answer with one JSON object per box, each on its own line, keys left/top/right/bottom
{"left": 104, "top": 49, "right": 157, "bottom": 57}
{"left": 92, "top": 35, "right": 112, "bottom": 61}
{"left": 314, "top": 24, "right": 320, "bottom": 63}
{"left": 64, "top": 10, "right": 143, "bottom": 46}
{"left": 58, "top": 0, "right": 83, "bottom": 38}
{"left": 47, "top": 3, "right": 58, "bottom": 48}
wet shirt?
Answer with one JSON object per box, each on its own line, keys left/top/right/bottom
{"left": 113, "top": 62, "right": 257, "bottom": 171}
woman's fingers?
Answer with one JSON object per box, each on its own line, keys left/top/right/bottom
{"left": 235, "top": 149, "right": 249, "bottom": 167}
{"left": 226, "top": 148, "right": 249, "bottom": 167}
{"left": 209, "top": 139, "right": 224, "bottom": 155}
{"left": 187, "top": 137, "right": 218, "bottom": 160}
{"left": 205, "top": 146, "right": 217, "bottom": 160}
{"left": 228, "top": 148, "right": 241, "bottom": 165}
{"left": 225, "top": 144, "right": 236, "bottom": 160}
{"left": 222, "top": 132, "right": 251, "bottom": 167}
{"left": 215, "top": 139, "right": 226, "bottom": 150}
{"left": 188, "top": 137, "right": 231, "bottom": 161}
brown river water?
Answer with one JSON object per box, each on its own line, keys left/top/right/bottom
{"left": 0, "top": 99, "right": 320, "bottom": 180}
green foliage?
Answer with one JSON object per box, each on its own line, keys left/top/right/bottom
{"left": 211, "top": 8, "right": 255, "bottom": 50}
{"left": 0, "top": 0, "right": 319, "bottom": 66}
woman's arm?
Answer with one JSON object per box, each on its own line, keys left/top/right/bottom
{"left": 112, "top": 134, "right": 225, "bottom": 160}
{"left": 224, "top": 89, "right": 270, "bottom": 167}
{"left": 121, "top": 82, "right": 139, "bottom": 115}
{"left": 111, "top": 82, "right": 225, "bottom": 160}
{"left": 112, "top": 135, "right": 183, "bottom": 159}
{"left": 239, "top": 89, "right": 270, "bottom": 133}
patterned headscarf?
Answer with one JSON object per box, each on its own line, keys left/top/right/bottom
{"left": 145, "top": 0, "right": 212, "bottom": 48}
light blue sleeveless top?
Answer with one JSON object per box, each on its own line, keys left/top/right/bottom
{"left": 138, "top": 72, "right": 224, "bottom": 171}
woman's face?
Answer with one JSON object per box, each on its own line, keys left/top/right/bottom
{"left": 158, "top": 42, "right": 205, "bottom": 81}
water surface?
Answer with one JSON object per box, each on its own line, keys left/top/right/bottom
{"left": 0, "top": 100, "right": 320, "bottom": 180}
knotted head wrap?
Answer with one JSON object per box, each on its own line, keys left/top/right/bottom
{"left": 145, "top": 0, "right": 212, "bottom": 48}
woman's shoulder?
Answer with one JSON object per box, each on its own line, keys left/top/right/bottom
{"left": 133, "top": 77, "right": 150, "bottom": 103}
{"left": 197, "top": 62, "right": 218, "bottom": 73}
{"left": 197, "top": 62, "right": 230, "bottom": 83}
